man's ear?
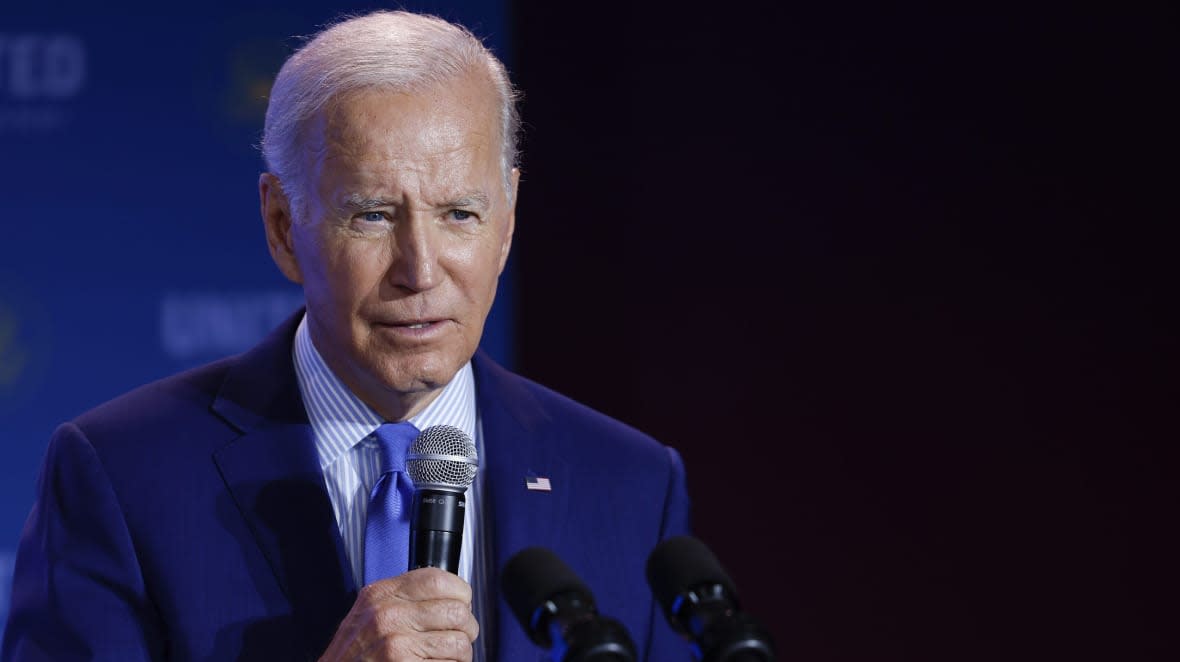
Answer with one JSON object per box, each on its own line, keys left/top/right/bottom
{"left": 259, "top": 173, "right": 304, "bottom": 284}
{"left": 498, "top": 168, "right": 519, "bottom": 275}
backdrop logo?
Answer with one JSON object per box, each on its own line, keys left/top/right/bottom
{"left": 0, "top": 287, "right": 52, "bottom": 413}
{"left": 220, "top": 39, "right": 284, "bottom": 124}
{"left": 0, "top": 305, "right": 29, "bottom": 389}
{"left": 159, "top": 291, "right": 304, "bottom": 361}
{"left": 0, "top": 33, "right": 86, "bottom": 133}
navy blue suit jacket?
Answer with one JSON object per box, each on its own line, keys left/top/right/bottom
{"left": 2, "top": 313, "right": 692, "bottom": 661}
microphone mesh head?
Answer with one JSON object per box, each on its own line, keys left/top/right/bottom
{"left": 406, "top": 424, "right": 478, "bottom": 490}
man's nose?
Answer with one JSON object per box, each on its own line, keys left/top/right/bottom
{"left": 388, "top": 217, "right": 441, "bottom": 292}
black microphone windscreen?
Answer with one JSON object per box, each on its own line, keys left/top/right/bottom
{"left": 646, "top": 536, "right": 739, "bottom": 610}
{"left": 502, "top": 547, "right": 595, "bottom": 634}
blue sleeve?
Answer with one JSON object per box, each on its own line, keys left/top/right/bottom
{"left": 2, "top": 423, "right": 164, "bottom": 662}
{"left": 643, "top": 445, "right": 695, "bottom": 661}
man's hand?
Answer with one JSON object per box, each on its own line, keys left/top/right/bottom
{"left": 319, "top": 568, "right": 479, "bottom": 661}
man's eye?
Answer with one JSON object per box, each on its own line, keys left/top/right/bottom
{"left": 360, "top": 211, "right": 387, "bottom": 223}
{"left": 450, "top": 210, "right": 474, "bottom": 222}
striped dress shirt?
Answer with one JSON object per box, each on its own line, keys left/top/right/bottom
{"left": 291, "top": 314, "right": 489, "bottom": 661}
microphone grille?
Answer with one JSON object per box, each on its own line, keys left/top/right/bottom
{"left": 406, "top": 424, "right": 478, "bottom": 490}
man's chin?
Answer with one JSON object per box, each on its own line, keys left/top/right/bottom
{"left": 377, "top": 358, "right": 460, "bottom": 395}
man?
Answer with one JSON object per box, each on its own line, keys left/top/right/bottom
{"left": 1, "top": 10, "right": 691, "bottom": 662}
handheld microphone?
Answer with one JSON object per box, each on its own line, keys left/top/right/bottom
{"left": 646, "top": 536, "right": 776, "bottom": 662}
{"left": 502, "top": 547, "right": 638, "bottom": 662}
{"left": 404, "top": 425, "right": 478, "bottom": 573}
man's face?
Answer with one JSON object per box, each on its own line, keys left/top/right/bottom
{"left": 266, "top": 71, "right": 516, "bottom": 418}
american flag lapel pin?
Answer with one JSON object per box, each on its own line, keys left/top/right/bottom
{"left": 525, "top": 472, "right": 552, "bottom": 492}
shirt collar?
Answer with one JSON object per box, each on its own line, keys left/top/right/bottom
{"left": 291, "top": 312, "right": 477, "bottom": 470}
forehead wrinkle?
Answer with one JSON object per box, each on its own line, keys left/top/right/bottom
{"left": 312, "top": 80, "right": 507, "bottom": 212}
{"left": 320, "top": 150, "right": 500, "bottom": 216}
{"left": 445, "top": 192, "right": 491, "bottom": 209}
{"left": 326, "top": 88, "right": 494, "bottom": 163}
{"left": 336, "top": 184, "right": 492, "bottom": 213}
{"left": 340, "top": 193, "right": 399, "bottom": 211}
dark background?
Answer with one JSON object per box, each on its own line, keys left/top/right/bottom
{"left": 513, "top": 1, "right": 1176, "bottom": 660}
{"left": 1, "top": 0, "right": 1173, "bottom": 658}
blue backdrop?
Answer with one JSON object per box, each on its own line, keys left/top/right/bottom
{"left": 0, "top": 0, "right": 513, "bottom": 634}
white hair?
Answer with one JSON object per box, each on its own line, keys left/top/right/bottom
{"left": 261, "top": 10, "right": 520, "bottom": 220}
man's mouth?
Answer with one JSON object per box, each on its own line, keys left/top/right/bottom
{"left": 381, "top": 319, "right": 446, "bottom": 331}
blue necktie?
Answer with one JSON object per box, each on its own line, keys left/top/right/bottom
{"left": 363, "top": 421, "right": 420, "bottom": 585}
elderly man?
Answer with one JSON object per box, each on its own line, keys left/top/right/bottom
{"left": 2, "top": 10, "right": 690, "bottom": 662}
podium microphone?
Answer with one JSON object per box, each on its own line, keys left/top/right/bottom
{"left": 646, "top": 536, "right": 776, "bottom": 662}
{"left": 502, "top": 547, "right": 638, "bottom": 662}
{"left": 405, "top": 425, "right": 478, "bottom": 573}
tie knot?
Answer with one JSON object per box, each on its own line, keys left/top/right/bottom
{"left": 374, "top": 422, "right": 419, "bottom": 474}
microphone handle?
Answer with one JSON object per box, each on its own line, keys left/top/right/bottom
{"left": 409, "top": 488, "right": 466, "bottom": 573}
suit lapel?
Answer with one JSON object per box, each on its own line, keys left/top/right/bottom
{"left": 210, "top": 311, "right": 356, "bottom": 657}
{"left": 472, "top": 352, "right": 573, "bottom": 661}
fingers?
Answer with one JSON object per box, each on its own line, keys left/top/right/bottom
{"left": 358, "top": 568, "right": 475, "bottom": 638}
{"left": 320, "top": 569, "right": 479, "bottom": 661}
{"left": 367, "top": 595, "right": 479, "bottom": 642}
{"left": 363, "top": 627, "right": 474, "bottom": 661}
{"left": 366, "top": 567, "right": 473, "bottom": 604}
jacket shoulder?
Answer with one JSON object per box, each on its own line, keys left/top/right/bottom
{"left": 72, "top": 356, "right": 235, "bottom": 443}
